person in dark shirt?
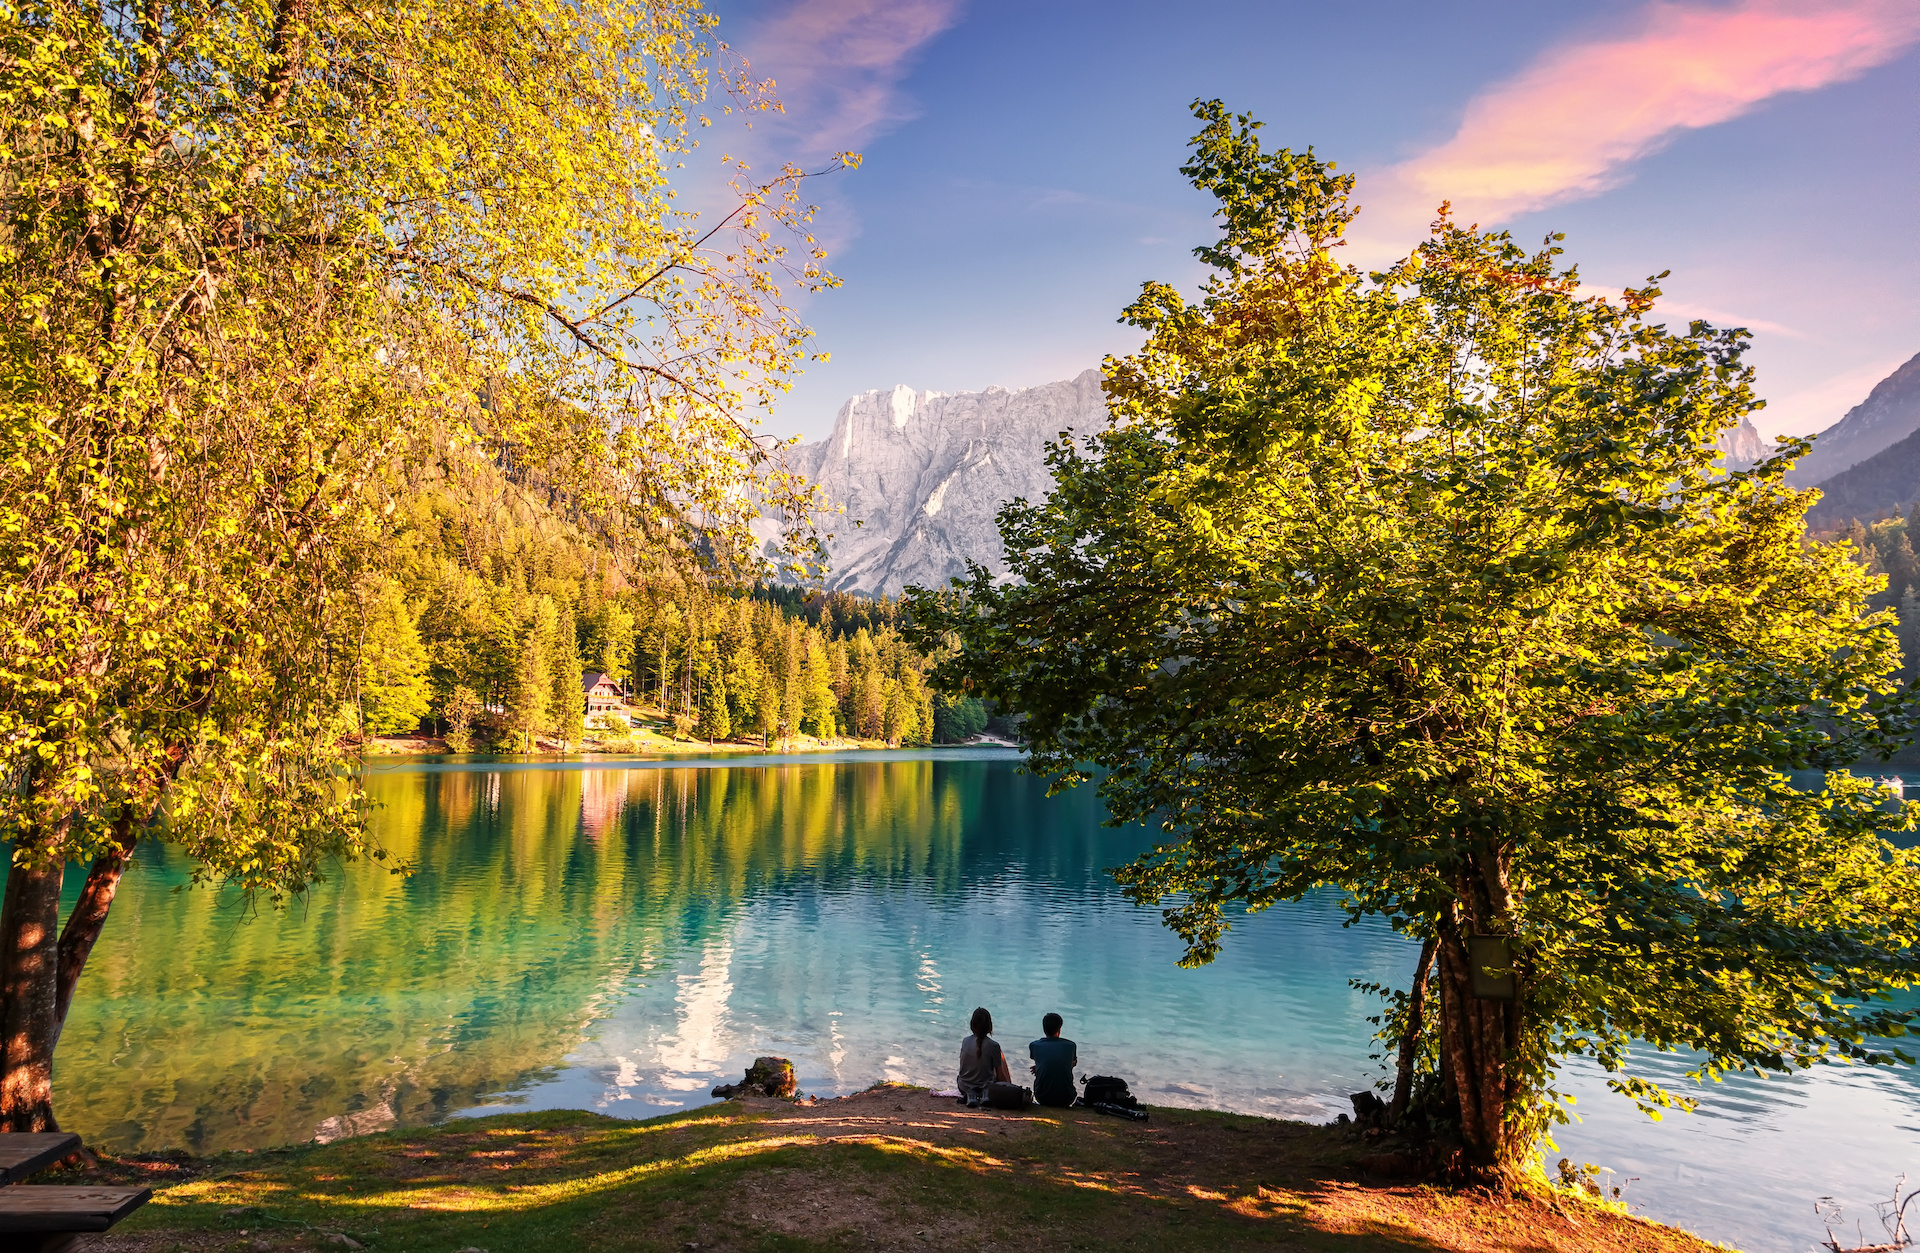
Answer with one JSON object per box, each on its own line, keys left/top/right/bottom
{"left": 957, "top": 1006, "right": 1012, "bottom": 1107}
{"left": 1028, "top": 1012, "right": 1078, "bottom": 1108}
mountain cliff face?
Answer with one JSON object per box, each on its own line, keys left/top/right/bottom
{"left": 784, "top": 375, "right": 1785, "bottom": 596}
{"left": 1785, "top": 351, "right": 1920, "bottom": 486}
{"left": 784, "top": 370, "right": 1109, "bottom": 596}
{"left": 1718, "top": 416, "right": 1767, "bottom": 469}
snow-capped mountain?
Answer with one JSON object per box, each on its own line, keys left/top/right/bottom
{"left": 780, "top": 370, "right": 1108, "bottom": 596}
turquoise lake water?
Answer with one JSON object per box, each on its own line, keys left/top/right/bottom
{"left": 39, "top": 751, "right": 1920, "bottom": 1252}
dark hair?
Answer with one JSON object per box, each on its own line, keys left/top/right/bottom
{"left": 1042, "top": 1012, "right": 1063, "bottom": 1037}
{"left": 969, "top": 1007, "right": 993, "bottom": 1039}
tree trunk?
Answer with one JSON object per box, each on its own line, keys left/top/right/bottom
{"left": 54, "top": 815, "right": 139, "bottom": 1046}
{"left": 1432, "top": 854, "right": 1530, "bottom": 1182}
{"left": 1389, "top": 936, "right": 1436, "bottom": 1124}
{"left": 0, "top": 858, "right": 66, "bottom": 1133}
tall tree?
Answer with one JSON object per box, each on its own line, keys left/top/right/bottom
{"left": 510, "top": 600, "right": 556, "bottom": 751}
{"left": 553, "top": 607, "right": 585, "bottom": 752}
{"left": 359, "top": 580, "right": 433, "bottom": 737}
{"left": 0, "top": 0, "right": 845, "bottom": 1131}
{"left": 911, "top": 101, "right": 1920, "bottom": 1183}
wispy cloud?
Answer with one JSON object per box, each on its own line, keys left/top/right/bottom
{"left": 1350, "top": 0, "right": 1920, "bottom": 256}
{"left": 739, "top": 0, "right": 964, "bottom": 158}
{"left": 1652, "top": 300, "right": 1807, "bottom": 340}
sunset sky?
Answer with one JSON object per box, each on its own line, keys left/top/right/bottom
{"left": 705, "top": 0, "right": 1919, "bottom": 444}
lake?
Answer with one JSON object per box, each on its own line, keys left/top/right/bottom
{"left": 38, "top": 751, "right": 1920, "bottom": 1252}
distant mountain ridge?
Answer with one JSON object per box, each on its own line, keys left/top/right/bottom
{"left": 779, "top": 370, "right": 1108, "bottom": 596}
{"left": 1806, "top": 418, "right": 1920, "bottom": 530}
{"left": 1786, "top": 351, "right": 1920, "bottom": 487}
{"left": 781, "top": 376, "right": 1787, "bottom": 595}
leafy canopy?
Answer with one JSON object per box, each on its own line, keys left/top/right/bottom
{"left": 1, "top": 0, "right": 843, "bottom": 892}
{"left": 912, "top": 100, "right": 1920, "bottom": 1143}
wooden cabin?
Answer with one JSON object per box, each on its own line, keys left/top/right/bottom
{"left": 582, "top": 671, "right": 628, "bottom": 714}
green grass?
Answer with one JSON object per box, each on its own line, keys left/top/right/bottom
{"left": 99, "top": 1096, "right": 1731, "bottom": 1253}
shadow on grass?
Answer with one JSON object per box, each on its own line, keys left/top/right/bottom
{"left": 103, "top": 1102, "right": 1712, "bottom": 1253}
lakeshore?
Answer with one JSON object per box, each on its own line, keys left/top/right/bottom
{"left": 362, "top": 702, "right": 1022, "bottom": 758}
{"left": 88, "top": 1089, "right": 1723, "bottom": 1253}
{"left": 30, "top": 752, "right": 1913, "bottom": 1251}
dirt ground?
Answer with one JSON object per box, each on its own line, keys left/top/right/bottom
{"left": 69, "top": 1086, "right": 1740, "bottom": 1253}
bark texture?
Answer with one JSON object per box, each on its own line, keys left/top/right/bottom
{"left": 1432, "top": 851, "right": 1530, "bottom": 1181}
{"left": 0, "top": 858, "right": 66, "bottom": 1133}
{"left": 55, "top": 815, "right": 139, "bottom": 1042}
{"left": 1389, "top": 936, "right": 1436, "bottom": 1124}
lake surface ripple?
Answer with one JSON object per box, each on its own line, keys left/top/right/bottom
{"left": 44, "top": 752, "right": 1920, "bottom": 1253}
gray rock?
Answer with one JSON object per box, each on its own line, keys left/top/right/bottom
{"left": 1716, "top": 415, "right": 1768, "bottom": 470}
{"left": 712, "top": 1056, "right": 797, "bottom": 1099}
{"left": 777, "top": 370, "right": 1109, "bottom": 596}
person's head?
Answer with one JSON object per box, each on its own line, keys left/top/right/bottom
{"left": 969, "top": 1007, "right": 993, "bottom": 1039}
{"left": 1042, "top": 1012, "right": 1063, "bottom": 1038}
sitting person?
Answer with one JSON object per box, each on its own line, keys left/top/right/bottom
{"left": 1028, "top": 1012, "right": 1078, "bottom": 1108}
{"left": 956, "top": 1006, "right": 1011, "bottom": 1107}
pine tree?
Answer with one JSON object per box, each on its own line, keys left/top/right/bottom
{"left": 360, "top": 580, "right": 433, "bottom": 736}
{"left": 511, "top": 598, "right": 557, "bottom": 751}
{"left": 553, "top": 607, "right": 585, "bottom": 751}
{"left": 780, "top": 625, "right": 804, "bottom": 745}
{"left": 803, "top": 639, "right": 838, "bottom": 739}
{"left": 696, "top": 642, "right": 731, "bottom": 741}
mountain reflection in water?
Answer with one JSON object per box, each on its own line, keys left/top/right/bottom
{"left": 35, "top": 752, "right": 1920, "bottom": 1253}
{"left": 50, "top": 752, "right": 1405, "bottom": 1155}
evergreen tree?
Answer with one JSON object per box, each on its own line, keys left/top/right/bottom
{"left": 554, "top": 608, "right": 585, "bottom": 751}
{"left": 511, "top": 599, "right": 557, "bottom": 751}
{"left": 443, "top": 686, "right": 482, "bottom": 753}
{"left": 360, "top": 580, "right": 433, "bottom": 736}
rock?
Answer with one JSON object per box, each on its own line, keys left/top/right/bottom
{"left": 327, "top": 1236, "right": 364, "bottom": 1249}
{"left": 1715, "top": 415, "right": 1767, "bottom": 470}
{"left": 712, "top": 1056, "right": 798, "bottom": 1099}
{"left": 769, "top": 370, "right": 1108, "bottom": 595}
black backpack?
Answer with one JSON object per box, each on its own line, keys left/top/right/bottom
{"left": 1081, "top": 1075, "right": 1138, "bottom": 1109}
{"left": 985, "top": 1081, "right": 1033, "bottom": 1110}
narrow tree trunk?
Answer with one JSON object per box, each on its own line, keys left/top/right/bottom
{"left": 0, "top": 858, "right": 66, "bottom": 1133}
{"left": 1389, "top": 936, "right": 1436, "bottom": 1124}
{"left": 53, "top": 814, "right": 138, "bottom": 1046}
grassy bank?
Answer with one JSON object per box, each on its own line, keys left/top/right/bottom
{"left": 87, "top": 1087, "right": 1728, "bottom": 1253}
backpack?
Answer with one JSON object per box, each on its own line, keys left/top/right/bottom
{"left": 985, "top": 1081, "right": 1033, "bottom": 1110}
{"left": 1081, "top": 1075, "right": 1137, "bottom": 1108}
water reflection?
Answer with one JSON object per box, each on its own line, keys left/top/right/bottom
{"left": 50, "top": 754, "right": 1409, "bottom": 1156}
{"left": 42, "top": 753, "right": 1920, "bottom": 1252}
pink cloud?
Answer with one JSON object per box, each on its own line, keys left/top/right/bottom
{"left": 1351, "top": 0, "right": 1920, "bottom": 256}
{"left": 741, "top": 0, "right": 964, "bottom": 156}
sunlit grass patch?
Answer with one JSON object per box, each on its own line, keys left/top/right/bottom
{"left": 108, "top": 1098, "right": 1734, "bottom": 1252}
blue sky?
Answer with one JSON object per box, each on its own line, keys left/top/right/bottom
{"left": 700, "top": 0, "right": 1919, "bottom": 443}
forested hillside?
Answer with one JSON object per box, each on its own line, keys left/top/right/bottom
{"left": 357, "top": 454, "right": 988, "bottom": 750}
{"left": 1809, "top": 509, "right": 1920, "bottom": 680}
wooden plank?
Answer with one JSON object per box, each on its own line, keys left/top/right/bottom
{"left": 0, "top": 1134, "right": 81, "bottom": 1186}
{"left": 0, "top": 1186, "right": 151, "bottom": 1232}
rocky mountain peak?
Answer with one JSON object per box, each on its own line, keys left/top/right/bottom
{"left": 781, "top": 370, "right": 1108, "bottom": 596}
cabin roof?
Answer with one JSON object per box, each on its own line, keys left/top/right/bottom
{"left": 581, "top": 670, "right": 625, "bottom": 694}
